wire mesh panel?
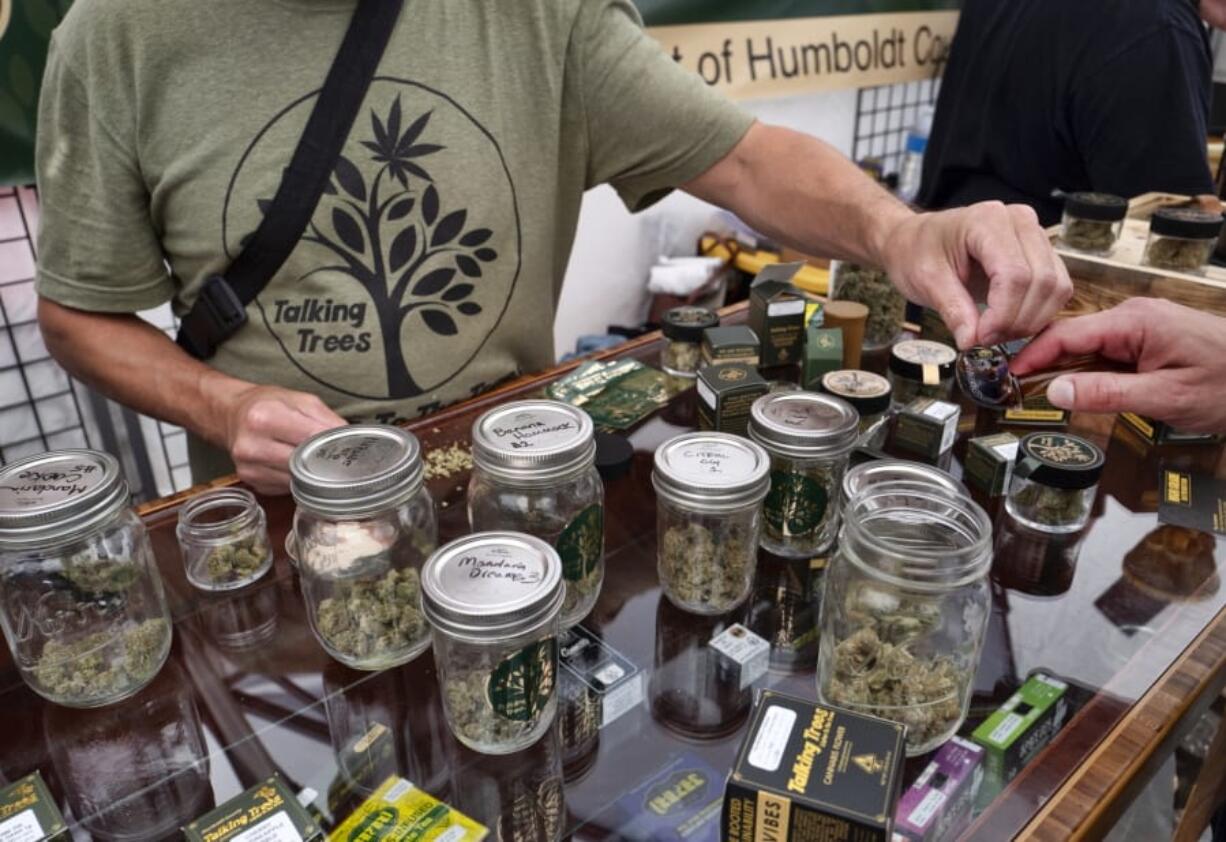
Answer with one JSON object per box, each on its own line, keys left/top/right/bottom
{"left": 851, "top": 78, "right": 942, "bottom": 182}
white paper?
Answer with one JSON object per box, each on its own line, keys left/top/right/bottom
{"left": 0, "top": 810, "right": 44, "bottom": 842}
{"left": 907, "top": 789, "right": 948, "bottom": 827}
{"left": 767, "top": 300, "right": 806, "bottom": 317}
{"left": 697, "top": 379, "right": 716, "bottom": 410}
{"left": 748, "top": 706, "right": 798, "bottom": 772}
{"left": 230, "top": 811, "right": 303, "bottom": 842}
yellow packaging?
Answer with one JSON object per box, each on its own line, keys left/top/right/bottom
{"left": 328, "top": 776, "right": 488, "bottom": 842}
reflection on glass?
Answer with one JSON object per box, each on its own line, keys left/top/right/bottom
{"left": 992, "top": 515, "right": 1085, "bottom": 597}
{"left": 44, "top": 661, "right": 212, "bottom": 840}
{"left": 1123, "top": 525, "right": 1219, "bottom": 603}
{"left": 747, "top": 550, "right": 826, "bottom": 672}
{"left": 650, "top": 596, "right": 751, "bottom": 740}
{"left": 556, "top": 628, "right": 603, "bottom": 783}
{"left": 451, "top": 725, "right": 565, "bottom": 842}
{"left": 197, "top": 582, "right": 279, "bottom": 650}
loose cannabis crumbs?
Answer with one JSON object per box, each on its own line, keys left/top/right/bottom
{"left": 424, "top": 443, "right": 474, "bottom": 481}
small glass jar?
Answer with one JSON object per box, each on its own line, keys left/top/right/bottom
{"left": 176, "top": 487, "right": 272, "bottom": 591}
{"left": 1060, "top": 192, "right": 1127, "bottom": 255}
{"left": 748, "top": 392, "right": 860, "bottom": 558}
{"left": 661, "top": 306, "right": 720, "bottom": 378}
{"left": 1006, "top": 433, "right": 1104, "bottom": 534}
{"left": 652, "top": 432, "right": 771, "bottom": 614}
{"left": 830, "top": 261, "right": 906, "bottom": 348}
{"left": 888, "top": 339, "right": 957, "bottom": 407}
{"left": 1143, "top": 208, "right": 1225, "bottom": 275}
{"left": 422, "top": 532, "right": 564, "bottom": 755}
{"left": 291, "top": 426, "right": 437, "bottom": 670}
{"left": 841, "top": 458, "right": 964, "bottom": 505}
{"left": 819, "top": 370, "right": 892, "bottom": 433}
{"left": 0, "top": 449, "right": 173, "bottom": 708}
{"left": 818, "top": 480, "right": 992, "bottom": 756}
{"left": 469, "top": 400, "right": 604, "bottom": 628}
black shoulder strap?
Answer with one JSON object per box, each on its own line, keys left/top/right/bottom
{"left": 177, "top": 0, "right": 405, "bottom": 360}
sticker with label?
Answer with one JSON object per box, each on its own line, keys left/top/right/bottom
{"left": 557, "top": 504, "right": 604, "bottom": 583}
{"left": 697, "top": 379, "right": 716, "bottom": 410}
{"left": 0, "top": 810, "right": 45, "bottom": 842}
{"left": 768, "top": 300, "right": 807, "bottom": 317}
{"left": 230, "top": 812, "right": 302, "bottom": 842}
{"left": 747, "top": 705, "right": 797, "bottom": 772}
{"left": 710, "top": 624, "right": 770, "bottom": 690}
{"left": 988, "top": 712, "right": 1025, "bottom": 744}
{"left": 488, "top": 639, "right": 557, "bottom": 722}
{"left": 184, "top": 775, "right": 321, "bottom": 842}
{"left": 559, "top": 625, "right": 643, "bottom": 729}
{"left": 906, "top": 789, "right": 947, "bottom": 826}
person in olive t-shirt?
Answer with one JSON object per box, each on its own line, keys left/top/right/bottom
{"left": 35, "top": 0, "right": 1072, "bottom": 493}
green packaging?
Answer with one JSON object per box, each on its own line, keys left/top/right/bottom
{"left": 702, "top": 326, "right": 761, "bottom": 368}
{"left": 803, "top": 327, "right": 844, "bottom": 389}
{"left": 749, "top": 262, "right": 807, "bottom": 367}
{"left": 0, "top": 772, "right": 68, "bottom": 841}
{"left": 971, "top": 673, "right": 1069, "bottom": 808}
{"left": 184, "top": 775, "right": 322, "bottom": 842}
{"left": 964, "top": 433, "right": 1019, "bottom": 496}
{"left": 893, "top": 398, "right": 960, "bottom": 461}
{"left": 696, "top": 363, "right": 769, "bottom": 437}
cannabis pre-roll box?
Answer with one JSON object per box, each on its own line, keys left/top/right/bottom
{"left": 748, "top": 262, "right": 807, "bottom": 367}
{"left": 964, "top": 433, "right": 1019, "bottom": 496}
{"left": 184, "top": 774, "right": 322, "bottom": 842}
{"left": 703, "top": 326, "right": 761, "bottom": 368}
{"left": 724, "top": 691, "right": 905, "bottom": 842}
{"left": 971, "top": 673, "right": 1069, "bottom": 807}
{"left": 0, "top": 772, "right": 68, "bottom": 841}
{"left": 697, "top": 363, "right": 769, "bottom": 437}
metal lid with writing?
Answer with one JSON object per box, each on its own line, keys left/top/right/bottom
{"left": 842, "top": 458, "right": 964, "bottom": 503}
{"left": 472, "top": 400, "right": 596, "bottom": 482}
{"left": 652, "top": 432, "right": 771, "bottom": 512}
{"left": 889, "top": 339, "right": 957, "bottom": 384}
{"left": 1015, "top": 433, "right": 1105, "bottom": 490}
{"left": 421, "top": 531, "right": 564, "bottom": 639}
{"left": 290, "top": 426, "right": 424, "bottom": 516}
{"left": 819, "top": 370, "right": 892, "bottom": 417}
{"left": 0, "top": 449, "right": 130, "bottom": 548}
{"left": 748, "top": 392, "right": 859, "bottom": 459}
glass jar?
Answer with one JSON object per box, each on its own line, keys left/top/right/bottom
{"left": 888, "top": 340, "right": 957, "bottom": 407}
{"left": 0, "top": 449, "right": 172, "bottom": 707}
{"left": 422, "top": 532, "right": 564, "bottom": 755}
{"left": 748, "top": 392, "right": 859, "bottom": 558}
{"left": 469, "top": 400, "right": 604, "bottom": 628}
{"left": 176, "top": 487, "right": 272, "bottom": 591}
{"left": 291, "top": 426, "right": 437, "bottom": 670}
{"left": 1060, "top": 192, "right": 1127, "bottom": 255}
{"left": 1143, "top": 208, "right": 1224, "bottom": 275}
{"left": 830, "top": 261, "right": 906, "bottom": 348}
{"left": 841, "top": 458, "right": 964, "bottom": 504}
{"left": 818, "top": 481, "right": 992, "bottom": 756}
{"left": 661, "top": 306, "right": 720, "bottom": 378}
{"left": 1006, "top": 432, "right": 1104, "bottom": 534}
{"left": 652, "top": 432, "right": 771, "bottom": 614}
{"left": 819, "top": 369, "right": 892, "bottom": 433}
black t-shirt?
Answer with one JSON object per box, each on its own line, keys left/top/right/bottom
{"left": 919, "top": 0, "right": 1214, "bottom": 225}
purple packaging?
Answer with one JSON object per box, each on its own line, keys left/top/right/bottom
{"left": 893, "top": 737, "right": 985, "bottom": 842}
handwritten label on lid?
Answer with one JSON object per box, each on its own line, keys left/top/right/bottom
{"left": 0, "top": 459, "right": 107, "bottom": 511}
{"left": 485, "top": 409, "right": 581, "bottom": 452}
{"left": 439, "top": 543, "right": 548, "bottom": 605}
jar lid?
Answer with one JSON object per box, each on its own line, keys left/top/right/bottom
{"left": 842, "top": 458, "right": 964, "bottom": 503}
{"left": 1015, "top": 433, "right": 1105, "bottom": 490}
{"left": 290, "top": 425, "right": 424, "bottom": 516}
{"left": 889, "top": 340, "right": 957, "bottom": 384}
{"left": 819, "top": 370, "right": 892, "bottom": 417}
{"left": 472, "top": 400, "right": 595, "bottom": 482}
{"left": 662, "top": 306, "right": 720, "bottom": 343}
{"left": 421, "top": 532, "right": 564, "bottom": 638}
{"left": 1150, "top": 207, "right": 1225, "bottom": 240}
{"left": 748, "top": 392, "right": 860, "bottom": 458}
{"left": 1063, "top": 192, "right": 1128, "bottom": 222}
{"left": 0, "top": 449, "right": 129, "bottom": 547}
{"left": 652, "top": 432, "right": 770, "bottom": 512}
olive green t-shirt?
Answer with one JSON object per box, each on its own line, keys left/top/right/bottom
{"left": 35, "top": 0, "right": 753, "bottom": 481}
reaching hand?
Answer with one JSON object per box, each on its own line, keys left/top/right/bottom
{"left": 220, "top": 385, "right": 347, "bottom": 494}
{"left": 880, "top": 201, "right": 1073, "bottom": 349}
{"left": 1009, "top": 297, "right": 1226, "bottom": 434}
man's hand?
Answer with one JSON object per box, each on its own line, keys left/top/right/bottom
{"left": 877, "top": 202, "right": 1073, "bottom": 349}
{"left": 1010, "top": 298, "right": 1226, "bottom": 433}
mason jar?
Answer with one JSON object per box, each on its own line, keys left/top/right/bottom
{"left": 817, "top": 480, "right": 992, "bottom": 756}
{"left": 841, "top": 459, "right": 964, "bottom": 504}
{"left": 1006, "top": 433, "right": 1105, "bottom": 534}
{"left": 1060, "top": 192, "right": 1127, "bottom": 255}
{"left": 0, "top": 450, "right": 172, "bottom": 707}
{"left": 661, "top": 306, "right": 720, "bottom": 378}
{"left": 176, "top": 487, "right": 272, "bottom": 591}
{"left": 422, "top": 532, "right": 564, "bottom": 755}
{"left": 291, "top": 426, "right": 437, "bottom": 670}
{"left": 748, "top": 392, "right": 859, "bottom": 558}
{"left": 888, "top": 340, "right": 957, "bottom": 407}
{"left": 469, "top": 400, "right": 604, "bottom": 628}
{"left": 652, "top": 432, "right": 771, "bottom": 614}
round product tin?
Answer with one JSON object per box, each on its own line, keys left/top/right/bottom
{"left": 652, "top": 432, "right": 771, "bottom": 513}
{"left": 290, "top": 426, "right": 424, "bottom": 516}
{"left": 747, "top": 392, "right": 860, "bottom": 459}
{"left": 819, "top": 370, "right": 892, "bottom": 417}
{"left": 472, "top": 400, "right": 596, "bottom": 483}
{"left": 0, "top": 449, "right": 129, "bottom": 548}
{"left": 662, "top": 306, "right": 720, "bottom": 343}
{"left": 889, "top": 339, "right": 957, "bottom": 384}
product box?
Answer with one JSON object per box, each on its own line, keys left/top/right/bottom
{"left": 724, "top": 691, "right": 906, "bottom": 842}
{"left": 748, "top": 262, "right": 807, "bottom": 367}
{"left": 559, "top": 624, "right": 644, "bottom": 729}
{"left": 328, "top": 776, "right": 487, "bottom": 842}
{"left": 702, "top": 326, "right": 761, "bottom": 368}
{"left": 1001, "top": 393, "right": 1069, "bottom": 428}
{"left": 1118, "top": 412, "right": 1223, "bottom": 446}
{"left": 603, "top": 753, "right": 726, "bottom": 842}
{"left": 963, "top": 433, "right": 1019, "bottom": 496}
{"left": 697, "top": 363, "right": 769, "bottom": 438}
{"left": 893, "top": 737, "right": 984, "bottom": 842}
{"left": 893, "top": 399, "right": 961, "bottom": 461}
{"left": 185, "top": 774, "right": 322, "bottom": 842}
{"left": 0, "top": 772, "right": 68, "bottom": 841}
{"left": 802, "top": 327, "right": 844, "bottom": 389}
{"left": 971, "top": 673, "right": 1069, "bottom": 808}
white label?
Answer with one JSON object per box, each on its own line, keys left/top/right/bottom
{"left": 710, "top": 624, "right": 771, "bottom": 690}
{"left": 1034, "top": 673, "right": 1068, "bottom": 692}
{"left": 295, "top": 787, "right": 318, "bottom": 808}
{"left": 995, "top": 441, "right": 1019, "bottom": 489}
{"left": 907, "top": 789, "right": 948, "bottom": 827}
{"left": 0, "top": 810, "right": 45, "bottom": 842}
{"left": 922, "top": 400, "right": 958, "bottom": 421}
{"left": 230, "top": 812, "right": 303, "bottom": 842}
{"left": 989, "top": 712, "right": 1026, "bottom": 744}
{"left": 383, "top": 777, "right": 415, "bottom": 802}
{"left": 601, "top": 671, "right": 645, "bottom": 728}
{"left": 594, "top": 663, "right": 626, "bottom": 685}
{"left": 435, "top": 826, "right": 468, "bottom": 842}
{"left": 748, "top": 705, "right": 798, "bottom": 772}
{"left": 768, "top": 300, "right": 806, "bottom": 317}
{"left": 484, "top": 408, "right": 582, "bottom": 452}
{"left": 671, "top": 440, "right": 759, "bottom": 486}
{"left": 697, "top": 379, "right": 716, "bottom": 410}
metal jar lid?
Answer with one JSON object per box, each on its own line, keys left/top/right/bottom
{"left": 1015, "top": 433, "right": 1105, "bottom": 490}
{"left": 652, "top": 432, "right": 771, "bottom": 513}
{"left": 290, "top": 425, "right": 424, "bottom": 516}
{"left": 0, "top": 449, "right": 130, "bottom": 548}
{"left": 842, "top": 458, "right": 964, "bottom": 503}
{"left": 472, "top": 400, "right": 596, "bottom": 483}
{"left": 421, "top": 531, "right": 564, "bottom": 639}
{"left": 889, "top": 339, "right": 957, "bottom": 384}
{"left": 748, "top": 392, "right": 860, "bottom": 459}
{"left": 819, "top": 370, "right": 892, "bottom": 417}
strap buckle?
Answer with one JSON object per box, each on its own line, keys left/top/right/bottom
{"left": 175, "top": 275, "right": 249, "bottom": 360}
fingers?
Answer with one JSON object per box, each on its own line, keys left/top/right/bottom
{"left": 243, "top": 396, "right": 340, "bottom": 447}
{"left": 289, "top": 392, "right": 348, "bottom": 429}
{"left": 933, "top": 282, "right": 981, "bottom": 350}
{"left": 1046, "top": 371, "right": 1170, "bottom": 419}
{"left": 1007, "top": 206, "right": 1073, "bottom": 338}
{"left": 973, "top": 203, "right": 1071, "bottom": 344}
{"left": 1010, "top": 305, "right": 1145, "bottom": 375}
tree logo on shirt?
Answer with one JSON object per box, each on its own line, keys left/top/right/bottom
{"left": 224, "top": 79, "right": 522, "bottom": 401}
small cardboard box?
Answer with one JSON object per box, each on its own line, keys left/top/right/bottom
{"left": 1118, "top": 412, "right": 1223, "bottom": 446}
{"left": 802, "top": 327, "right": 844, "bottom": 389}
{"left": 893, "top": 737, "right": 984, "bottom": 842}
{"left": 749, "top": 262, "right": 807, "bottom": 367}
{"left": 894, "top": 398, "right": 960, "bottom": 460}
{"left": 724, "top": 691, "right": 906, "bottom": 842}
{"left": 1001, "top": 393, "right": 1069, "bottom": 428}
{"left": 964, "top": 433, "right": 1020, "bottom": 496}
{"left": 0, "top": 772, "right": 68, "bottom": 841}
{"left": 697, "top": 363, "right": 768, "bottom": 437}
{"left": 702, "top": 326, "right": 761, "bottom": 368}
{"left": 971, "top": 673, "right": 1069, "bottom": 808}
{"left": 328, "top": 776, "right": 487, "bottom": 842}
{"left": 184, "top": 774, "right": 323, "bottom": 842}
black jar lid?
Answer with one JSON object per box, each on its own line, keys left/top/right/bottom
{"left": 662, "top": 306, "right": 720, "bottom": 343}
{"left": 1063, "top": 192, "right": 1128, "bottom": 223}
{"left": 889, "top": 339, "right": 957, "bottom": 384}
{"left": 1015, "top": 433, "right": 1105, "bottom": 490}
{"left": 1150, "top": 207, "right": 1225, "bottom": 240}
